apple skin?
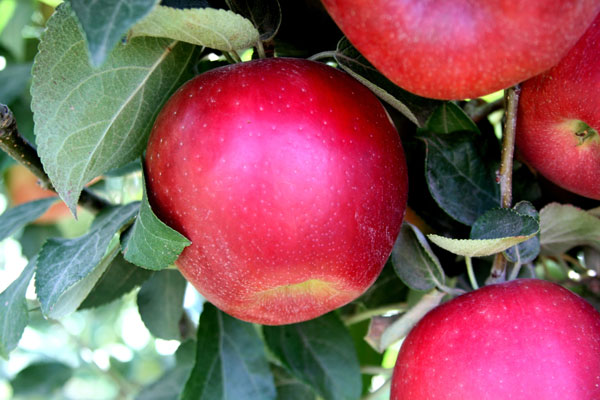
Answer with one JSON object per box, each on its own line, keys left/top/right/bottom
{"left": 5, "top": 164, "right": 70, "bottom": 224}
{"left": 144, "top": 58, "right": 408, "bottom": 325}
{"left": 391, "top": 279, "right": 600, "bottom": 400}
{"left": 320, "top": 0, "right": 600, "bottom": 100}
{"left": 516, "top": 15, "right": 600, "bottom": 200}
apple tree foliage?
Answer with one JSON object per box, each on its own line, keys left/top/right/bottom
{"left": 0, "top": 1, "right": 599, "bottom": 399}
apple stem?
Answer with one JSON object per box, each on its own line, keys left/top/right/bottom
{"left": 307, "top": 51, "right": 338, "bottom": 62}
{"left": 465, "top": 256, "right": 479, "bottom": 290}
{"left": 490, "top": 85, "right": 521, "bottom": 281}
{"left": 0, "top": 104, "right": 112, "bottom": 214}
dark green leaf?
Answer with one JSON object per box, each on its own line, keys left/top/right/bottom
{"left": 0, "top": 197, "right": 57, "bottom": 242}
{"left": 0, "top": 62, "right": 31, "bottom": 104}
{"left": 226, "top": 0, "right": 282, "bottom": 41}
{"left": 470, "top": 207, "right": 539, "bottom": 240}
{"left": 31, "top": 3, "right": 200, "bottom": 214}
{"left": 335, "top": 37, "right": 441, "bottom": 127}
{"left": 10, "top": 361, "right": 73, "bottom": 397}
{"left": 122, "top": 172, "right": 190, "bottom": 271}
{"left": 181, "top": 303, "right": 276, "bottom": 400}
{"left": 35, "top": 202, "right": 139, "bottom": 318}
{"left": 264, "top": 312, "right": 361, "bottom": 400}
{"left": 0, "top": 257, "right": 35, "bottom": 359}
{"left": 136, "top": 340, "right": 196, "bottom": 400}
{"left": 392, "top": 222, "right": 445, "bottom": 291}
{"left": 79, "top": 252, "right": 154, "bottom": 309}
{"left": 352, "top": 261, "right": 407, "bottom": 309}
{"left": 70, "top": 0, "right": 158, "bottom": 66}
{"left": 272, "top": 365, "right": 315, "bottom": 400}
{"left": 137, "top": 269, "right": 186, "bottom": 340}
{"left": 504, "top": 201, "right": 540, "bottom": 263}
{"left": 540, "top": 203, "right": 600, "bottom": 255}
{"left": 425, "top": 102, "right": 479, "bottom": 134}
{"left": 421, "top": 130, "right": 500, "bottom": 225}
{"left": 349, "top": 319, "right": 383, "bottom": 396}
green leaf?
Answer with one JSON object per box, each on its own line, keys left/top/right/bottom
{"left": 425, "top": 102, "right": 479, "bottom": 134}
{"left": 335, "top": 37, "right": 441, "bottom": 128}
{"left": 181, "top": 303, "right": 276, "bottom": 400}
{"left": 504, "top": 201, "right": 540, "bottom": 263}
{"left": 226, "top": 0, "right": 282, "bottom": 42}
{"left": 427, "top": 208, "right": 539, "bottom": 257}
{"left": 122, "top": 171, "right": 191, "bottom": 270}
{"left": 0, "top": 257, "right": 35, "bottom": 359}
{"left": 0, "top": 62, "right": 31, "bottom": 104}
{"left": 0, "top": 197, "right": 58, "bottom": 242}
{"left": 136, "top": 340, "right": 196, "bottom": 400}
{"left": 31, "top": 3, "right": 200, "bottom": 214}
{"left": 35, "top": 202, "right": 139, "bottom": 318}
{"left": 129, "top": 5, "right": 259, "bottom": 51}
{"left": 10, "top": 361, "right": 73, "bottom": 397}
{"left": 263, "top": 312, "right": 362, "bottom": 400}
{"left": 421, "top": 130, "right": 500, "bottom": 225}
{"left": 79, "top": 252, "right": 154, "bottom": 309}
{"left": 272, "top": 365, "right": 316, "bottom": 400}
{"left": 137, "top": 269, "right": 186, "bottom": 340}
{"left": 539, "top": 203, "right": 600, "bottom": 256}
{"left": 349, "top": 319, "right": 384, "bottom": 396}
{"left": 70, "top": 0, "right": 158, "bottom": 66}
{"left": 392, "top": 222, "right": 445, "bottom": 291}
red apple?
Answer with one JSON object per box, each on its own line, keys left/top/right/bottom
{"left": 391, "top": 279, "right": 600, "bottom": 400}
{"left": 144, "top": 58, "right": 408, "bottom": 325}
{"left": 321, "top": 0, "right": 600, "bottom": 100}
{"left": 516, "top": 14, "right": 600, "bottom": 200}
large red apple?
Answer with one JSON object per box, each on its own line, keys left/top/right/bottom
{"left": 321, "top": 0, "right": 600, "bottom": 100}
{"left": 144, "top": 58, "right": 408, "bottom": 325}
{"left": 516, "top": 14, "right": 600, "bottom": 200}
{"left": 391, "top": 279, "right": 600, "bottom": 400}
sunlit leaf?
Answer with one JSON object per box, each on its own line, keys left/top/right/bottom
{"left": 539, "top": 203, "right": 600, "bottom": 255}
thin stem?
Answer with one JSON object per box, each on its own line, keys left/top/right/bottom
{"left": 467, "top": 98, "right": 504, "bottom": 123}
{"left": 360, "top": 366, "right": 393, "bottom": 376}
{"left": 343, "top": 302, "right": 408, "bottom": 326}
{"left": 0, "top": 104, "right": 111, "bottom": 214}
{"left": 490, "top": 85, "right": 521, "bottom": 280}
{"left": 255, "top": 39, "right": 266, "bottom": 59}
{"left": 508, "top": 262, "right": 523, "bottom": 281}
{"left": 307, "top": 51, "right": 338, "bottom": 62}
{"left": 465, "top": 256, "right": 479, "bottom": 290}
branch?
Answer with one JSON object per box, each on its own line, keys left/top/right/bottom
{"left": 0, "top": 104, "right": 112, "bottom": 214}
{"left": 490, "top": 85, "right": 521, "bottom": 281}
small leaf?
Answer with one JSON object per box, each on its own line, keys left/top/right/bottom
{"left": 392, "top": 223, "right": 445, "bottom": 291}
{"left": 79, "top": 252, "right": 154, "bottom": 309}
{"left": 122, "top": 170, "right": 191, "bottom": 270}
{"left": 10, "top": 361, "right": 73, "bottom": 397}
{"left": 425, "top": 102, "right": 479, "bottom": 135}
{"left": 35, "top": 202, "right": 139, "bottom": 318}
{"left": 70, "top": 0, "right": 158, "bottom": 67}
{"left": 136, "top": 340, "right": 196, "bottom": 400}
{"left": 428, "top": 208, "right": 539, "bottom": 257}
{"left": 0, "top": 257, "right": 35, "bottom": 359}
{"left": 421, "top": 130, "right": 500, "bottom": 225}
{"left": 0, "top": 62, "right": 32, "bottom": 104}
{"left": 504, "top": 201, "right": 540, "bottom": 263}
{"left": 181, "top": 303, "right": 276, "bottom": 400}
{"left": 0, "top": 197, "right": 58, "bottom": 242}
{"left": 31, "top": 3, "right": 200, "bottom": 214}
{"left": 129, "top": 5, "right": 259, "bottom": 51}
{"left": 137, "top": 269, "right": 187, "bottom": 340}
{"left": 335, "top": 37, "right": 441, "bottom": 127}
{"left": 263, "top": 312, "right": 361, "bottom": 400}
{"left": 540, "top": 203, "right": 600, "bottom": 256}
{"left": 226, "top": 0, "right": 282, "bottom": 42}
